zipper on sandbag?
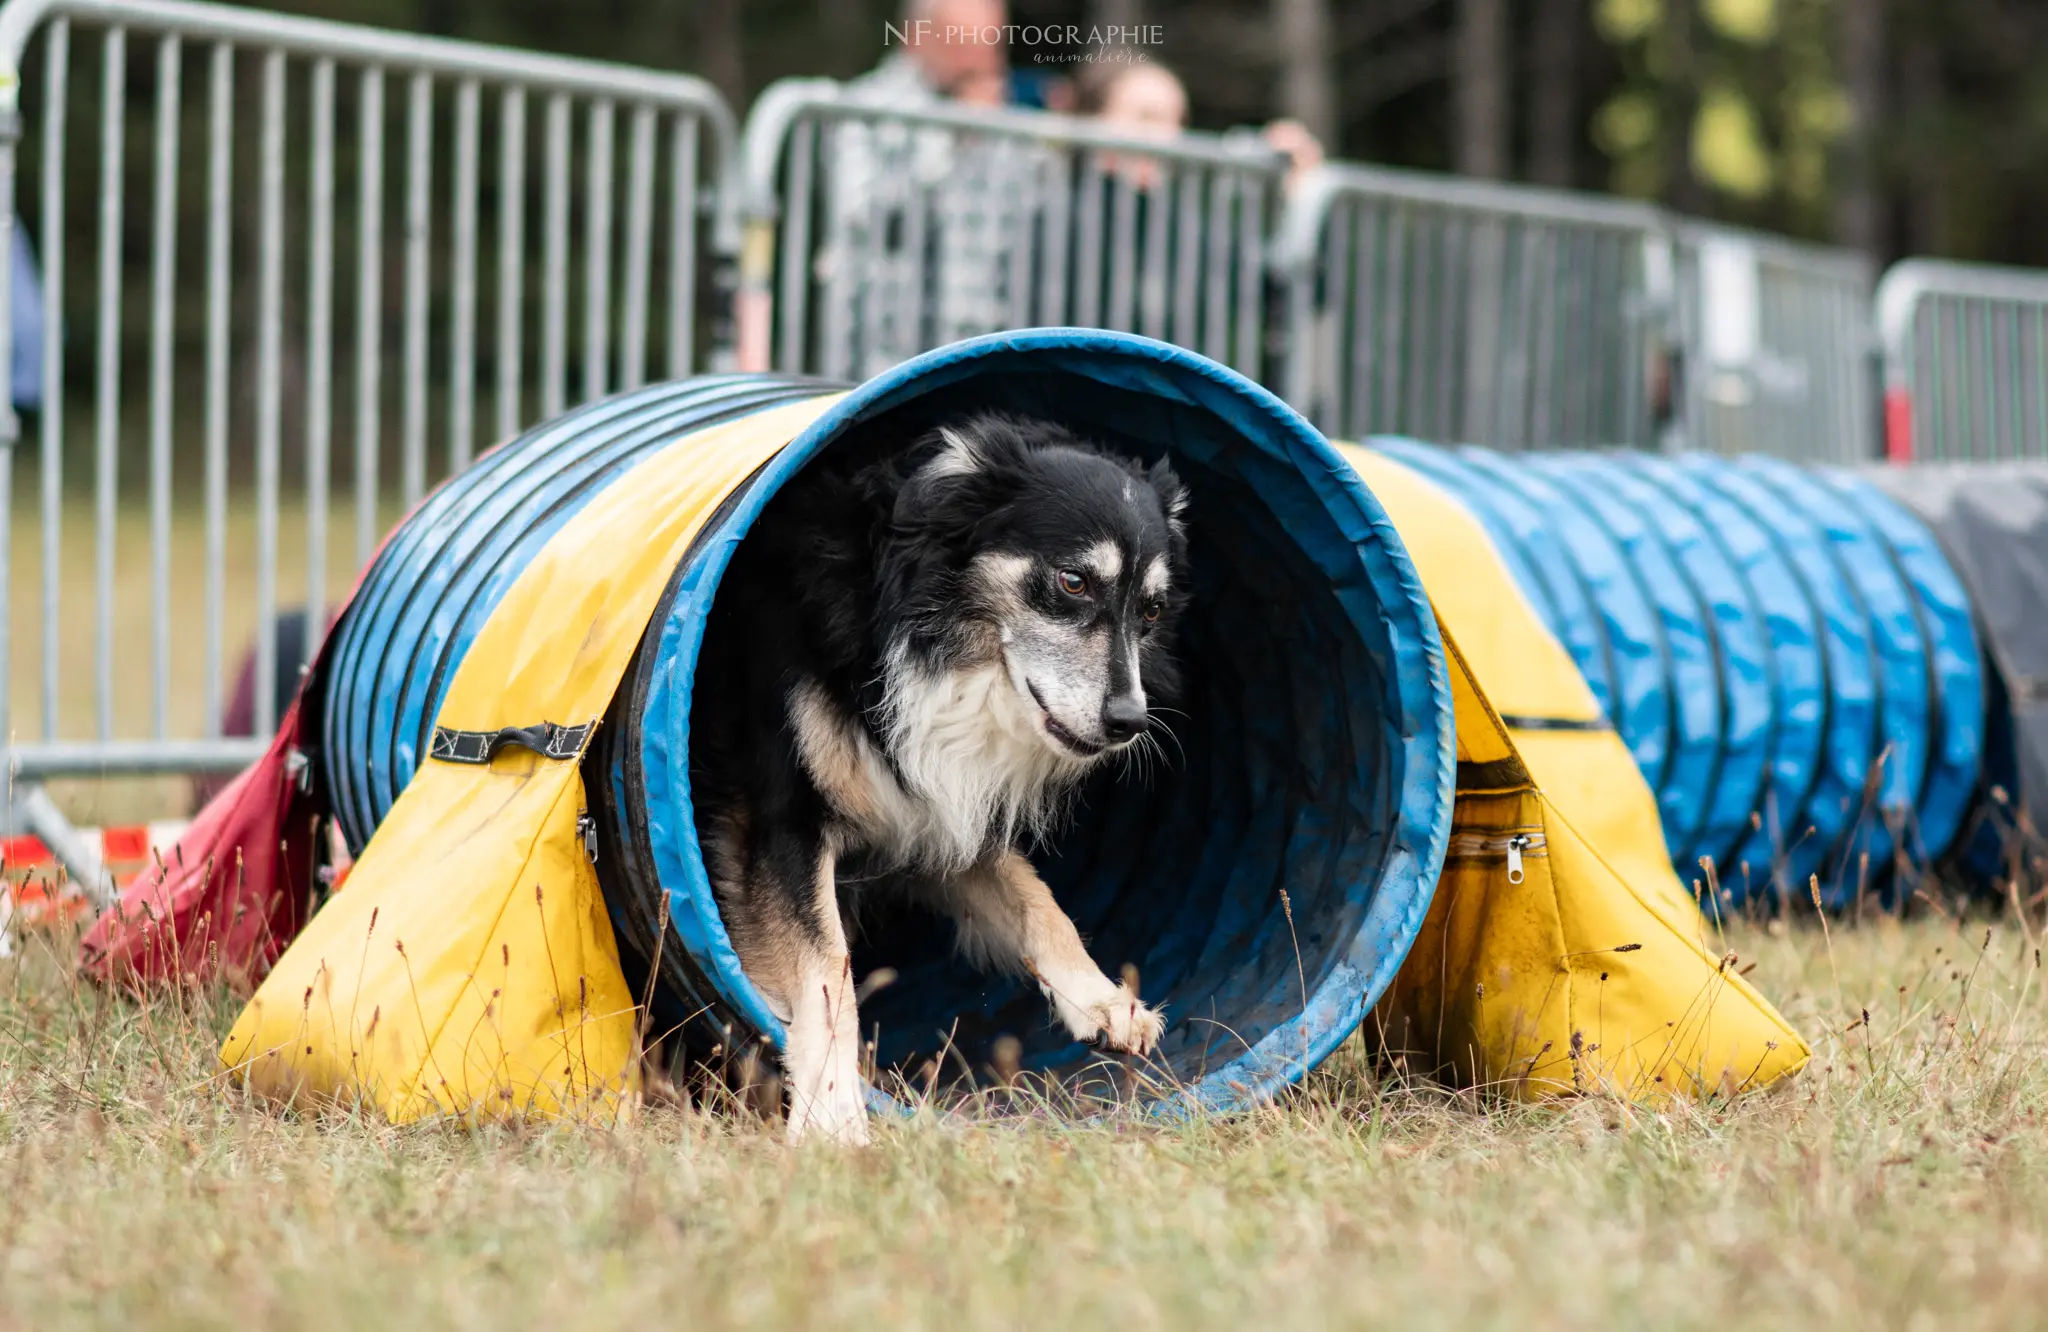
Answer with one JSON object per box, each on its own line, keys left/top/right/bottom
{"left": 1445, "top": 828, "right": 1546, "bottom": 884}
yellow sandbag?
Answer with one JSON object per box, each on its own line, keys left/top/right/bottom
{"left": 221, "top": 397, "right": 841, "bottom": 1121}
{"left": 1344, "top": 444, "right": 1810, "bottom": 1100}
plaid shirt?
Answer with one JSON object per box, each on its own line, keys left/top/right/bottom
{"left": 820, "top": 56, "right": 1045, "bottom": 378}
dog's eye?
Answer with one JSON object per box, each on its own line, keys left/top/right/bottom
{"left": 1056, "top": 569, "right": 1089, "bottom": 597}
{"left": 1143, "top": 599, "right": 1164, "bottom": 623}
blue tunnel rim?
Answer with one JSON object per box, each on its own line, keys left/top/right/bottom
{"left": 631, "top": 328, "right": 1458, "bottom": 1115}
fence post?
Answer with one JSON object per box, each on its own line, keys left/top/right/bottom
{"left": 734, "top": 78, "right": 839, "bottom": 375}
{"left": 0, "top": 40, "right": 103, "bottom": 896}
{"left": 1875, "top": 264, "right": 1919, "bottom": 462}
{"left": 0, "top": 87, "right": 19, "bottom": 764}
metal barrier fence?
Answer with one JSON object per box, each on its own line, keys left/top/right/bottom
{"left": 0, "top": 0, "right": 738, "bottom": 893}
{"left": 1274, "top": 167, "right": 1883, "bottom": 461}
{"left": 1272, "top": 162, "right": 1670, "bottom": 450}
{"left": 1672, "top": 223, "right": 1876, "bottom": 464}
{"left": 734, "top": 78, "right": 1286, "bottom": 382}
{"left": 8, "top": 4, "right": 2046, "bottom": 896}
{"left": 1877, "top": 258, "right": 2048, "bottom": 462}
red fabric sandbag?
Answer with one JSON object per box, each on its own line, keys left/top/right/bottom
{"left": 79, "top": 702, "right": 319, "bottom": 994}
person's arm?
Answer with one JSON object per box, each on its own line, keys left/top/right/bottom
{"left": 1261, "top": 118, "right": 1325, "bottom": 193}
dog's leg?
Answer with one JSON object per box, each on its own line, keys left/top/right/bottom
{"left": 724, "top": 828, "right": 869, "bottom": 1146}
{"left": 936, "top": 850, "right": 1164, "bottom": 1056}
{"left": 777, "top": 843, "right": 869, "bottom": 1145}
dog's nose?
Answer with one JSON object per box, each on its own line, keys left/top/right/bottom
{"left": 1101, "top": 695, "right": 1147, "bottom": 743}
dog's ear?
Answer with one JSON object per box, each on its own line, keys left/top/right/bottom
{"left": 922, "top": 424, "right": 989, "bottom": 482}
{"left": 877, "top": 418, "right": 1023, "bottom": 631}
{"left": 1146, "top": 456, "right": 1190, "bottom": 539}
{"left": 892, "top": 416, "right": 1028, "bottom": 540}
{"left": 921, "top": 415, "right": 1030, "bottom": 481}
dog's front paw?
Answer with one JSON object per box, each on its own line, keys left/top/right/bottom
{"left": 1059, "top": 984, "right": 1165, "bottom": 1058}
{"left": 786, "top": 1076, "right": 871, "bottom": 1146}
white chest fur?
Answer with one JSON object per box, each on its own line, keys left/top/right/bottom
{"left": 788, "top": 655, "right": 1083, "bottom": 873}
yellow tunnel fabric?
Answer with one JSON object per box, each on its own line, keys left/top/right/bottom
{"left": 221, "top": 396, "right": 843, "bottom": 1121}
{"left": 1342, "top": 445, "right": 1810, "bottom": 1099}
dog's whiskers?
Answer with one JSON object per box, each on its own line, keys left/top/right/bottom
{"left": 1146, "top": 718, "right": 1187, "bottom": 770}
{"left": 1118, "top": 738, "right": 1149, "bottom": 788}
{"left": 1117, "top": 729, "right": 1175, "bottom": 788}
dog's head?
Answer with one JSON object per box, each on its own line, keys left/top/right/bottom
{"left": 879, "top": 413, "right": 1190, "bottom": 763}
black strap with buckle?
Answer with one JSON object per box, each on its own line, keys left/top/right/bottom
{"left": 428, "top": 719, "right": 596, "bottom": 765}
{"left": 1498, "top": 714, "right": 1614, "bottom": 733}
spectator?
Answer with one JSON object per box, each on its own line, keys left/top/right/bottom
{"left": 852, "top": 0, "right": 1009, "bottom": 105}
{"left": 11, "top": 225, "right": 44, "bottom": 412}
{"left": 1067, "top": 59, "right": 1322, "bottom": 364}
{"left": 851, "top": 0, "right": 1061, "bottom": 111}
{"left": 1009, "top": 67, "right": 1074, "bottom": 112}
{"left": 1075, "top": 59, "right": 1325, "bottom": 192}
{"left": 1072, "top": 60, "right": 1184, "bottom": 191}
{"left": 1075, "top": 60, "right": 1185, "bottom": 141}
{"left": 949, "top": 67, "right": 1010, "bottom": 108}
{"left": 824, "top": 0, "right": 1032, "bottom": 376}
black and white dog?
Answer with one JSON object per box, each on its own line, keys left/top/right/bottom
{"left": 691, "top": 412, "right": 1190, "bottom": 1143}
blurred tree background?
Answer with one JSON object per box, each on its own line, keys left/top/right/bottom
{"left": 256, "top": 0, "right": 2048, "bottom": 266}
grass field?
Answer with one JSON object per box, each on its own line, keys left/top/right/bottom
{"left": 5, "top": 492, "right": 2043, "bottom": 1327}
{"left": 5, "top": 904, "right": 2047, "bottom": 1331}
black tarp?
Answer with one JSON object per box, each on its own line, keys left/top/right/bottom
{"left": 1865, "top": 464, "right": 2048, "bottom": 873}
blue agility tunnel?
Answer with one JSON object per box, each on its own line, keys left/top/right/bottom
{"left": 1369, "top": 443, "right": 1986, "bottom": 907}
{"left": 317, "top": 330, "right": 1455, "bottom": 1112}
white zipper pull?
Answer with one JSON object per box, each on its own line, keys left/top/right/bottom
{"left": 1506, "top": 834, "right": 1528, "bottom": 884}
